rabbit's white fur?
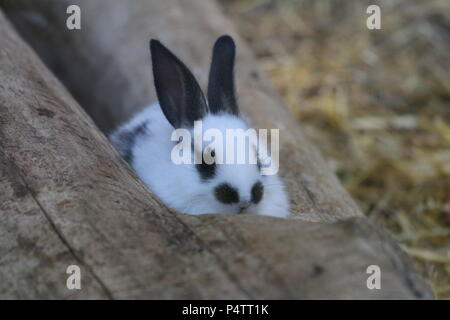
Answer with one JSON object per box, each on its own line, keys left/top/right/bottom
{"left": 110, "top": 103, "right": 289, "bottom": 217}
{"left": 110, "top": 35, "right": 290, "bottom": 217}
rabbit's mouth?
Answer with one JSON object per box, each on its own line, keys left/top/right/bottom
{"left": 238, "top": 203, "right": 252, "bottom": 214}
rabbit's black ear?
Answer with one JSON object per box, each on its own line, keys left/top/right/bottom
{"left": 150, "top": 39, "right": 208, "bottom": 128}
{"left": 207, "top": 35, "right": 239, "bottom": 116}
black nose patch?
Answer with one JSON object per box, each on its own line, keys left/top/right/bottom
{"left": 251, "top": 181, "right": 264, "bottom": 204}
{"left": 214, "top": 183, "right": 239, "bottom": 204}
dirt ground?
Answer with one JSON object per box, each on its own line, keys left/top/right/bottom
{"left": 219, "top": 0, "right": 450, "bottom": 299}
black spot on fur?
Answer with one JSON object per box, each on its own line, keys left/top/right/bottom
{"left": 256, "top": 158, "right": 262, "bottom": 172}
{"left": 251, "top": 181, "right": 264, "bottom": 204}
{"left": 120, "top": 121, "right": 148, "bottom": 164}
{"left": 196, "top": 161, "right": 216, "bottom": 181}
{"left": 214, "top": 183, "right": 239, "bottom": 204}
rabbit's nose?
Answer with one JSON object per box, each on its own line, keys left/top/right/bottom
{"left": 238, "top": 201, "right": 251, "bottom": 213}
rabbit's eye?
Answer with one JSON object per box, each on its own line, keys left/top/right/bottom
{"left": 251, "top": 181, "right": 264, "bottom": 204}
{"left": 196, "top": 150, "right": 216, "bottom": 181}
{"left": 214, "top": 183, "right": 239, "bottom": 204}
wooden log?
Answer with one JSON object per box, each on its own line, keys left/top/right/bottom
{"left": 0, "top": 4, "right": 432, "bottom": 299}
{"left": 2, "top": 0, "right": 361, "bottom": 222}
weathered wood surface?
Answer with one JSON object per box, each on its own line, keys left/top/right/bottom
{"left": 0, "top": 1, "right": 432, "bottom": 299}
{"left": 2, "top": 0, "right": 361, "bottom": 222}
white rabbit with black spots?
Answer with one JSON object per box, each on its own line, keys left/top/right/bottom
{"left": 110, "top": 35, "right": 289, "bottom": 217}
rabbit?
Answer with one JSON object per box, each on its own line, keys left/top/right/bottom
{"left": 109, "top": 35, "right": 290, "bottom": 218}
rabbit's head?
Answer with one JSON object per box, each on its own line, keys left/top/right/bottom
{"left": 150, "top": 36, "right": 273, "bottom": 214}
